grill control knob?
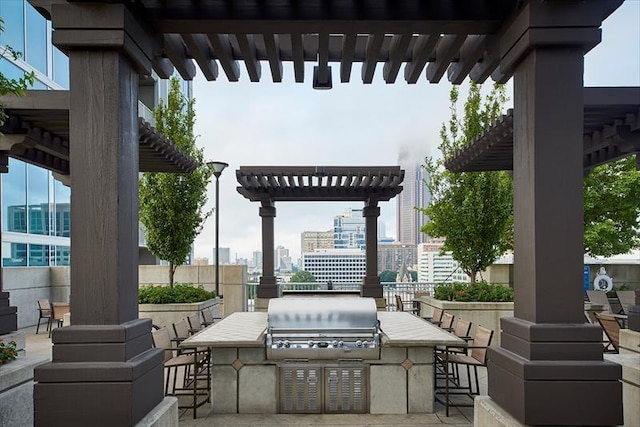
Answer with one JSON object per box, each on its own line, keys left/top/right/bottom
{"left": 338, "top": 341, "right": 344, "bottom": 347}
{"left": 284, "top": 340, "right": 291, "bottom": 348}
{"left": 277, "top": 340, "right": 284, "bottom": 348}
{"left": 332, "top": 340, "right": 339, "bottom": 347}
{"left": 356, "top": 340, "right": 363, "bottom": 347}
{"left": 308, "top": 340, "right": 315, "bottom": 348}
{"left": 363, "top": 341, "right": 370, "bottom": 348}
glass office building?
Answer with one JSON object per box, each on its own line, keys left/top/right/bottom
{"left": 1, "top": 0, "right": 71, "bottom": 267}
{"left": 0, "top": 0, "right": 191, "bottom": 267}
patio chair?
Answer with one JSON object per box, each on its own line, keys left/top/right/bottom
{"left": 49, "top": 303, "right": 70, "bottom": 338}
{"left": 201, "top": 307, "right": 215, "bottom": 326}
{"left": 435, "top": 325, "right": 494, "bottom": 417}
{"left": 151, "top": 327, "right": 210, "bottom": 417}
{"left": 425, "top": 307, "right": 444, "bottom": 326}
{"left": 395, "top": 295, "right": 419, "bottom": 315}
{"left": 616, "top": 290, "right": 636, "bottom": 315}
{"left": 36, "top": 299, "right": 52, "bottom": 334}
{"left": 595, "top": 313, "right": 622, "bottom": 354}
{"left": 187, "top": 313, "right": 204, "bottom": 333}
{"left": 586, "top": 290, "right": 616, "bottom": 314}
{"left": 439, "top": 312, "right": 455, "bottom": 332}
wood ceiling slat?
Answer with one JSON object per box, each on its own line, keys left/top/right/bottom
{"left": 426, "top": 34, "right": 466, "bottom": 83}
{"left": 236, "top": 34, "right": 261, "bottom": 82}
{"left": 181, "top": 33, "right": 219, "bottom": 81}
{"left": 361, "top": 34, "right": 384, "bottom": 84}
{"left": 207, "top": 33, "right": 240, "bottom": 81}
{"left": 447, "top": 35, "right": 486, "bottom": 85}
{"left": 317, "top": 31, "right": 331, "bottom": 85}
{"left": 152, "top": 57, "right": 175, "bottom": 79}
{"left": 340, "top": 34, "right": 357, "bottom": 83}
{"left": 163, "top": 34, "right": 197, "bottom": 80}
{"left": 383, "top": 34, "right": 412, "bottom": 84}
{"left": 291, "top": 33, "right": 305, "bottom": 83}
{"left": 404, "top": 34, "right": 439, "bottom": 84}
{"left": 263, "top": 33, "right": 283, "bottom": 82}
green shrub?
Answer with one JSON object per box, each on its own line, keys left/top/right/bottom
{"left": 433, "top": 282, "right": 514, "bottom": 302}
{"left": 138, "top": 283, "right": 217, "bottom": 304}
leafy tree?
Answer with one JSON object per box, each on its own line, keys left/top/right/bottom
{"left": 420, "top": 83, "right": 512, "bottom": 284}
{"left": 0, "top": 18, "right": 35, "bottom": 129}
{"left": 584, "top": 156, "right": 640, "bottom": 257}
{"left": 379, "top": 270, "right": 397, "bottom": 282}
{"left": 139, "top": 77, "right": 213, "bottom": 286}
{"left": 289, "top": 270, "right": 316, "bottom": 283}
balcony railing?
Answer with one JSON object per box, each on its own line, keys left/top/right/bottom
{"left": 245, "top": 282, "right": 437, "bottom": 312}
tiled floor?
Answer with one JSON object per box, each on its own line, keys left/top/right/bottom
{"left": 21, "top": 325, "right": 481, "bottom": 426}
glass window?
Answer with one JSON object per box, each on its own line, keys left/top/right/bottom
{"left": 0, "top": 57, "right": 25, "bottom": 81}
{"left": 0, "top": 1, "right": 25, "bottom": 55}
{"left": 55, "top": 246, "right": 70, "bottom": 266}
{"left": 25, "top": 4, "right": 46, "bottom": 73}
{"left": 29, "top": 244, "right": 49, "bottom": 266}
{"left": 27, "top": 164, "right": 49, "bottom": 235}
{"left": 2, "top": 242, "right": 27, "bottom": 266}
{"left": 54, "top": 179, "right": 70, "bottom": 237}
{"left": 52, "top": 45, "right": 69, "bottom": 89}
{"left": 2, "top": 158, "right": 27, "bottom": 232}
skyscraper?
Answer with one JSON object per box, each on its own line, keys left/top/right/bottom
{"left": 333, "top": 208, "right": 366, "bottom": 249}
{"left": 396, "top": 149, "right": 431, "bottom": 245}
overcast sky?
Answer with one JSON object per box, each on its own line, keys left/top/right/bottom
{"left": 191, "top": 2, "right": 640, "bottom": 263}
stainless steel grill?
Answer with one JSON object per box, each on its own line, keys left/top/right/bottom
{"left": 266, "top": 297, "right": 380, "bottom": 360}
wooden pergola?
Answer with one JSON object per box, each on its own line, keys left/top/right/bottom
{"left": 14, "top": 1, "right": 629, "bottom": 426}
{"left": 236, "top": 166, "right": 404, "bottom": 298}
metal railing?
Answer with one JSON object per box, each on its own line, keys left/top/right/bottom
{"left": 245, "top": 282, "right": 437, "bottom": 312}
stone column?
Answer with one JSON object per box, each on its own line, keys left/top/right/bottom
{"left": 0, "top": 154, "right": 18, "bottom": 335}
{"left": 362, "top": 204, "right": 382, "bottom": 298}
{"left": 33, "top": 3, "right": 164, "bottom": 426}
{"left": 485, "top": 4, "right": 622, "bottom": 425}
{"left": 258, "top": 204, "right": 278, "bottom": 298}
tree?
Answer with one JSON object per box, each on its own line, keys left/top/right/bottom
{"left": 0, "top": 18, "right": 35, "bottom": 129}
{"left": 379, "top": 270, "right": 396, "bottom": 282}
{"left": 420, "top": 83, "right": 512, "bottom": 284}
{"left": 139, "top": 77, "right": 213, "bottom": 286}
{"left": 289, "top": 270, "right": 316, "bottom": 283}
{"left": 584, "top": 156, "right": 640, "bottom": 257}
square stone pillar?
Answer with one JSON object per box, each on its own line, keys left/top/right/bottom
{"left": 486, "top": 4, "right": 623, "bottom": 425}
{"left": 362, "top": 205, "right": 382, "bottom": 298}
{"left": 258, "top": 205, "right": 278, "bottom": 298}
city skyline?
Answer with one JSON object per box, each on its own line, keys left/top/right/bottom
{"left": 190, "top": 2, "right": 639, "bottom": 262}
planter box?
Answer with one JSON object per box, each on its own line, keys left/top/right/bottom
{"left": 139, "top": 297, "right": 220, "bottom": 329}
{"left": 419, "top": 296, "right": 513, "bottom": 346}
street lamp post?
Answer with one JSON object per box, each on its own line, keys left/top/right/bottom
{"left": 208, "top": 161, "right": 228, "bottom": 296}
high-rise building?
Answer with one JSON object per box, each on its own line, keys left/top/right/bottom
{"left": 302, "top": 249, "right": 366, "bottom": 284}
{"left": 334, "top": 208, "right": 366, "bottom": 249}
{"left": 378, "top": 243, "right": 417, "bottom": 273}
{"left": 301, "top": 230, "right": 334, "bottom": 253}
{"left": 396, "top": 149, "right": 431, "bottom": 245}
{"left": 417, "top": 242, "right": 469, "bottom": 283}
{"left": 0, "top": 0, "right": 191, "bottom": 268}
{"left": 275, "top": 245, "right": 292, "bottom": 272}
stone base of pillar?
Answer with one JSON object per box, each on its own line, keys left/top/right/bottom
{"left": 488, "top": 318, "right": 622, "bottom": 426}
{"left": 0, "top": 355, "right": 49, "bottom": 427}
{"left": 0, "top": 291, "right": 18, "bottom": 335}
{"left": 34, "top": 319, "right": 164, "bottom": 427}
{"left": 257, "top": 276, "right": 278, "bottom": 298}
{"left": 474, "top": 395, "right": 524, "bottom": 427}
{"left": 362, "top": 276, "right": 382, "bottom": 298}
{"left": 134, "top": 396, "right": 178, "bottom": 427}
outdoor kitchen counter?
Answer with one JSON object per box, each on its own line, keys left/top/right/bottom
{"left": 378, "top": 311, "right": 465, "bottom": 347}
{"left": 181, "top": 312, "right": 267, "bottom": 348}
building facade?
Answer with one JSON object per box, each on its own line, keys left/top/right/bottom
{"left": 417, "top": 242, "right": 469, "bottom": 283}
{"left": 0, "top": 0, "right": 191, "bottom": 268}
{"left": 396, "top": 150, "right": 431, "bottom": 245}
{"left": 333, "top": 208, "right": 365, "bottom": 249}
{"left": 275, "top": 245, "right": 292, "bottom": 272}
{"left": 301, "top": 230, "right": 334, "bottom": 253}
{"left": 302, "top": 249, "right": 366, "bottom": 284}
{"left": 378, "top": 243, "right": 417, "bottom": 273}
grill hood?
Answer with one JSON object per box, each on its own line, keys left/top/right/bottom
{"left": 267, "top": 297, "right": 378, "bottom": 331}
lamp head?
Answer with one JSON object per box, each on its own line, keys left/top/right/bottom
{"left": 207, "top": 161, "right": 229, "bottom": 178}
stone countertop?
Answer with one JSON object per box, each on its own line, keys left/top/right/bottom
{"left": 378, "top": 312, "right": 465, "bottom": 347}
{"left": 180, "top": 310, "right": 464, "bottom": 349}
{"left": 180, "top": 312, "right": 267, "bottom": 348}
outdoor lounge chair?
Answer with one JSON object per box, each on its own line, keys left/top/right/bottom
{"left": 435, "top": 325, "right": 494, "bottom": 417}
{"left": 616, "top": 290, "right": 636, "bottom": 315}
{"left": 36, "top": 299, "right": 52, "bottom": 334}
{"left": 595, "top": 313, "right": 622, "bottom": 353}
{"left": 49, "top": 303, "right": 70, "bottom": 338}
{"left": 586, "top": 290, "right": 616, "bottom": 314}
{"left": 395, "top": 295, "right": 419, "bottom": 315}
